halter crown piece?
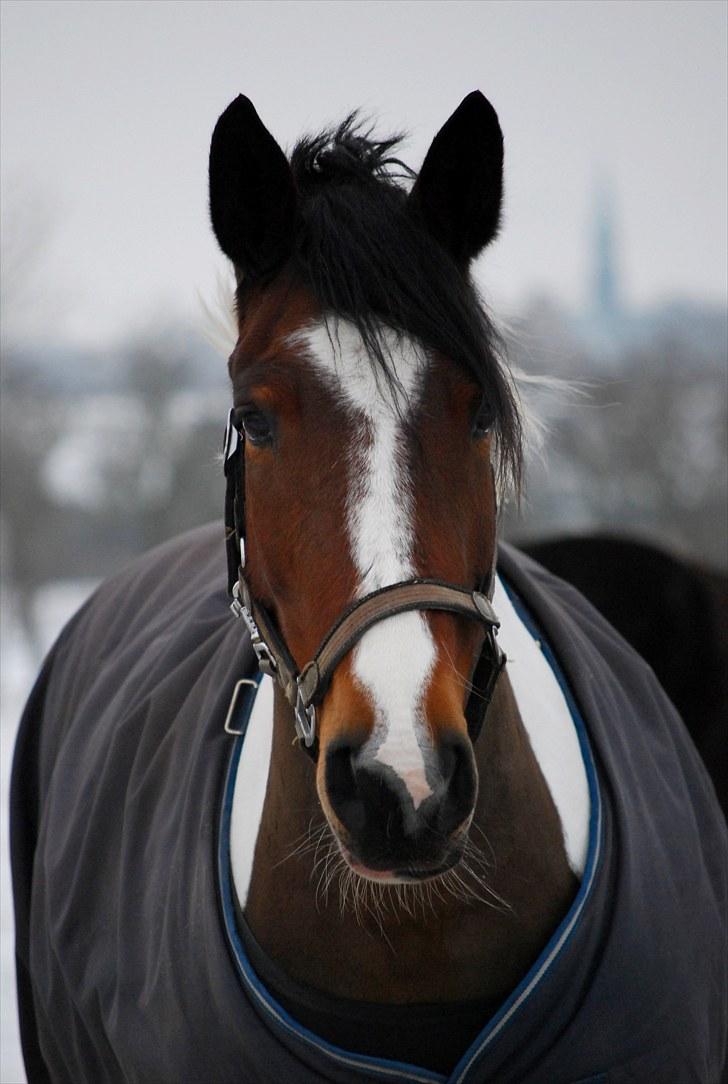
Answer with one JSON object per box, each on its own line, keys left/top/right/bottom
{"left": 223, "top": 409, "right": 505, "bottom": 760}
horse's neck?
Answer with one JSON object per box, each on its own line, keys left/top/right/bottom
{"left": 243, "top": 671, "right": 580, "bottom": 1005}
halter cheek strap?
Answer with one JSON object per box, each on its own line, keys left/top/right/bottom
{"left": 222, "top": 409, "right": 505, "bottom": 758}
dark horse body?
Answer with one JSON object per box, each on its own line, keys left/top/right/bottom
{"left": 523, "top": 534, "right": 728, "bottom": 816}
{"left": 11, "top": 94, "right": 728, "bottom": 1082}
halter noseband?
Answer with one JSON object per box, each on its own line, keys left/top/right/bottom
{"left": 223, "top": 408, "right": 505, "bottom": 758}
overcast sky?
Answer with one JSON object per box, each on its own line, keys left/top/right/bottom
{"left": 1, "top": 0, "right": 726, "bottom": 349}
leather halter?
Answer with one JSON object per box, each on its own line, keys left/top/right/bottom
{"left": 223, "top": 409, "right": 505, "bottom": 759}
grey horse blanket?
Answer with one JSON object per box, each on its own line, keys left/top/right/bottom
{"left": 11, "top": 524, "right": 727, "bottom": 1083}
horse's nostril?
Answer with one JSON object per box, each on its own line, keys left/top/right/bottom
{"left": 325, "top": 737, "right": 407, "bottom": 845}
{"left": 435, "top": 734, "right": 477, "bottom": 836}
{"left": 325, "top": 737, "right": 368, "bottom": 836}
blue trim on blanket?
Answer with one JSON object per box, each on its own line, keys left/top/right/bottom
{"left": 449, "top": 585, "right": 604, "bottom": 1083}
{"left": 217, "top": 581, "right": 603, "bottom": 1083}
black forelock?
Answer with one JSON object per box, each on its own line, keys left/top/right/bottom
{"left": 253, "top": 115, "right": 522, "bottom": 493}
{"left": 291, "top": 113, "right": 413, "bottom": 189}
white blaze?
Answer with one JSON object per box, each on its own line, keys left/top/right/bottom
{"left": 300, "top": 321, "right": 435, "bottom": 808}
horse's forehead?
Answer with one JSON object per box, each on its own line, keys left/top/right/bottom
{"left": 293, "top": 320, "right": 429, "bottom": 417}
{"left": 234, "top": 285, "right": 437, "bottom": 417}
{"left": 233, "top": 282, "right": 322, "bottom": 371}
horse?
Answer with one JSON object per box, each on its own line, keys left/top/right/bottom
{"left": 11, "top": 93, "right": 727, "bottom": 1083}
{"left": 521, "top": 534, "right": 728, "bottom": 817}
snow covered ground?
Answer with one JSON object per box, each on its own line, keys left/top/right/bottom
{"left": 1, "top": 581, "right": 97, "bottom": 1084}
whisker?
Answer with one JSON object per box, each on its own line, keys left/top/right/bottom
{"left": 438, "top": 639, "right": 479, "bottom": 697}
{"left": 273, "top": 820, "right": 329, "bottom": 869}
{"left": 467, "top": 822, "right": 498, "bottom": 870}
{"left": 299, "top": 812, "right": 511, "bottom": 931}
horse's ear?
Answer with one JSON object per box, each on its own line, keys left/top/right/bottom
{"left": 408, "top": 91, "right": 503, "bottom": 266}
{"left": 209, "top": 95, "right": 296, "bottom": 281}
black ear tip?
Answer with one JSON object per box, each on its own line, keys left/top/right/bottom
{"left": 457, "top": 90, "right": 501, "bottom": 130}
{"left": 213, "top": 94, "right": 260, "bottom": 137}
{"left": 230, "top": 93, "right": 258, "bottom": 115}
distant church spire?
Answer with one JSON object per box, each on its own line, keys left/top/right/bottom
{"left": 592, "top": 176, "right": 621, "bottom": 322}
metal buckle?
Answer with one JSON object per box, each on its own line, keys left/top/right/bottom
{"left": 242, "top": 605, "right": 278, "bottom": 678}
{"left": 231, "top": 583, "right": 277, "bottom": 675}
{"left": 294, "top": 684, "right": 316, "bottom": 748}
{"left": 250, "top": 636, "right": 277, "bottom": 677}
{"left": 224, "top": 678, "right": 259, "bottom": 735}
{"left": 230, "top": 580, "right": 244, "bottom": 619}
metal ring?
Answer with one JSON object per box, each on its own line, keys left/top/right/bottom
{"left": 224, "top": 678, "right": 259, "bottom": 736}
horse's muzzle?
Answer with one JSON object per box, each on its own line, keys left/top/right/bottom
{"left": 323, "top": 732, "right": 477, "bottom": 877}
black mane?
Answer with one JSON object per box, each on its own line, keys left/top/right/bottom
{"left": 291, "top": 114, "right": 413, "bottom": 187}
{"left": 263, "top": 116, "right": 521, "bottom": 492}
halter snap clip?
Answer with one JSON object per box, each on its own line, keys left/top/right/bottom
{"left": 293, "top": 685, "right": 317, "bottom": 748}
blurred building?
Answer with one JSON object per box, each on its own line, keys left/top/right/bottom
{"left": 574, "top": 179, "right": 726, "bottom": 369}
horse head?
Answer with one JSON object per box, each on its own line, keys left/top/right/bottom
{"left": 209, "top": 93, "right": 522, "bottom": 884}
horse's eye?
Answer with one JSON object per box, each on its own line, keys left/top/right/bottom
{"left": 240, "top": 408, "right": 273, "bottom": 447}
{"left": 472, "top": 399, "right": 495, "bottom": 440}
